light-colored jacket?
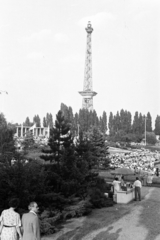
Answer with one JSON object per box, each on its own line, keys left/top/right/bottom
{"left": 22, "top": 212, "right": 41, "bottom": 240}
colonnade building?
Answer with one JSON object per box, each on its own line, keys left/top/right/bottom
{"left": 15, "top": 124, "right": 50, "bottom": 138}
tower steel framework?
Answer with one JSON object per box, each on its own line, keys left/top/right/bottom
{"left": 79, "top": 21, "right": 97, "bottom": 111}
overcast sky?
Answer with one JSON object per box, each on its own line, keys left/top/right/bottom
{"left": 0, "top": 0, "right": 159, "bottom": 126}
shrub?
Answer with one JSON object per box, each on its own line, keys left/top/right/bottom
{"left": 40, "top": 219, "right": 57, "bottom": 235}
{"left": 89, "top": 188, "right": 114, "bottom": 208}
{"left": 62, "top": 199, "right": 92, "bottom": 219}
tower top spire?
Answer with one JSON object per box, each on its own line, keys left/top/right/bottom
{"left": 79, "top": 22, "right": 97, "bottom": 111}
{"left": 85, "top": 21, "right": 93, "bottom": 34}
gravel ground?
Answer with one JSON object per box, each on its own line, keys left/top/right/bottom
{"left": 42, "top": 187, "right": 160, "bottom": 240}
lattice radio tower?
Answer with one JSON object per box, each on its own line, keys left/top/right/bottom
{"left": 79, "top": 21, "right": 97, "bottom": 111}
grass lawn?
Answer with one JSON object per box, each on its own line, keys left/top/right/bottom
{"left": 54, "top": 188, "right": 151, "bottom": 240}
{"left": 24, "top": 148, "right": 44, "bottom": 161}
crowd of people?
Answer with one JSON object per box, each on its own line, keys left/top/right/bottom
{"left": 0, "top": 199, "right": 40, "bottom": 240}
{"left": 109, "top": 148, "right": 160, "bottom": 175}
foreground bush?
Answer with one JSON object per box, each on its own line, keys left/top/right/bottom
{"left": 89, "top": 188, "right": 114, "bottom": 208}
{"left": 62, "top": 199, "right": 93, "bottom": 219}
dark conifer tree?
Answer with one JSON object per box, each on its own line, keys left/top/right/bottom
{"left": 89, "top": 127, "right": 110, "bottom": 169}
{"left": 41, "top": 110, "right": 72, "bottom": 165}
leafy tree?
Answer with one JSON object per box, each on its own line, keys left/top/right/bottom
{"left": 116, "top": 109, "right": 132, "bottom": 133}
{"left": 132, "top": 112, "right": 144, "bottom": 136}
{"left": 0, "top": 158, "right": 47, "bottom": 210}
{"left": 99, "top": 111, "right": 107, "bottom": 135}
{"left": 146, "top": 132, "right": 157, "bottom": 145}
{"left": 114, "top": 111, "right": 121, "bottom": 133}
{"left": 155, "top": 115, "right": 160, "bottom": 135}
{"left": 43, "top": 117, "right": 47, "bottom": 127}
{"left": 0, "top": 113, "right": 7, "bottom": 127}
{"left": 78, "top": 109, "right": 89, "bottom": 133}
{"left": 61, "top": 103, "right": 74, "bottom": 134}
{"left": 0, "top": 114, "right": 16, "bottom": 165}
{"left": 60, "top": 103, "right": 70, "bottom": 121}
{"left": 24, "top": 117, "right": 32, "bottom": 126}
{"left": 46, "top": 113, "right": 53, "bottom": 128}
{"left": 146, "top": 112, "right": 152, "bottom": 132}
{"left": 75, "top": 131, "right": 95, "bottom": 170}
{"left": 33, "top": 115, "right": 41, "bottom": 127}
{"left": 108, "top": 112, "right": 114, "bottom": 136}
{"left": 73, "top": 112, "right": 79, "bottom": 136}
{"left": 22, "top": 131, "right": 35, "bottom": 152}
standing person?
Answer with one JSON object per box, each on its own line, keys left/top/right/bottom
{"left": 120, "top": 175, "right": 126, "bottom": 190}
{"left": 156, "top": 168, "right": 159, "bottom": 177}
{"left": 147, "top": 173, "right": 153, "bottom": 186}
{"left": 140, "top": 173, "right": 145, "bottom": 186}
{"left": 0, "top": 198, "right": 22, "bottom": 240}
{"left": 21, "top": 202, "right": 41, "bottom": 240}
{"left": 112, "top": 177, "right": 121, "bottom": 202}
{"left": 133, "top": 177, "right": 142, "bottom": 201}
{"left": 112, "top": 177, "right": 121, "bottom": 194}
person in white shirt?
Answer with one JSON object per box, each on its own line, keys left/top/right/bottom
{"left": 133, "top": 177, "right": 142, "bottom": 201}
{"left": 147, "top": 174, "right": 153, "bottom": 186}
{"left": 112, "top": 177, "right": 121, "bottom": 194}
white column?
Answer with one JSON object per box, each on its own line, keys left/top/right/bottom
{"left": 21, "top": 124, "right": 23, "bottom": 137}
{"left": 48, "top": 126, "right": 50, "bottom": 138}
{"left": 25, "top": 127, "right": 27, "bottom": 136}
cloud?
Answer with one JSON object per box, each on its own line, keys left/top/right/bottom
{"left": 78, "top": 12, "right": 116, "bottom": 28}
{"left": 27, "top": 52, "right": 44, "bottom": 60}
{"left": 19, "top": 29, "right": 52, "bottom": 43}
{"left": 54, "top": 33, "right": 69, "bottom": 43}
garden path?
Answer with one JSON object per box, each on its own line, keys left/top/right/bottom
{"left": 42, "top": 187, "right": 160, "bottom": 240}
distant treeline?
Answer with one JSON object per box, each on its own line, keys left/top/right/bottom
{"left": 21, "top": 103, "right": 160, "bottom": 139}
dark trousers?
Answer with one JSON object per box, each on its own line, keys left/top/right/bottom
{"left": 135, "top": 186, "right": 141, "bottom": 201}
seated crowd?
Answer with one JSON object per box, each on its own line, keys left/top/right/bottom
{"left": 109, "top": 148, "right": 160, "bottom": 175}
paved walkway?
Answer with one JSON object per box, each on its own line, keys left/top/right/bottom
{"left": 42, "top": 187, "right": 160, "bottom": 240}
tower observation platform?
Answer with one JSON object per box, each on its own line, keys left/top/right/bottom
{"left": 79, "top": 21, "right": 97, "bottom": 111}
